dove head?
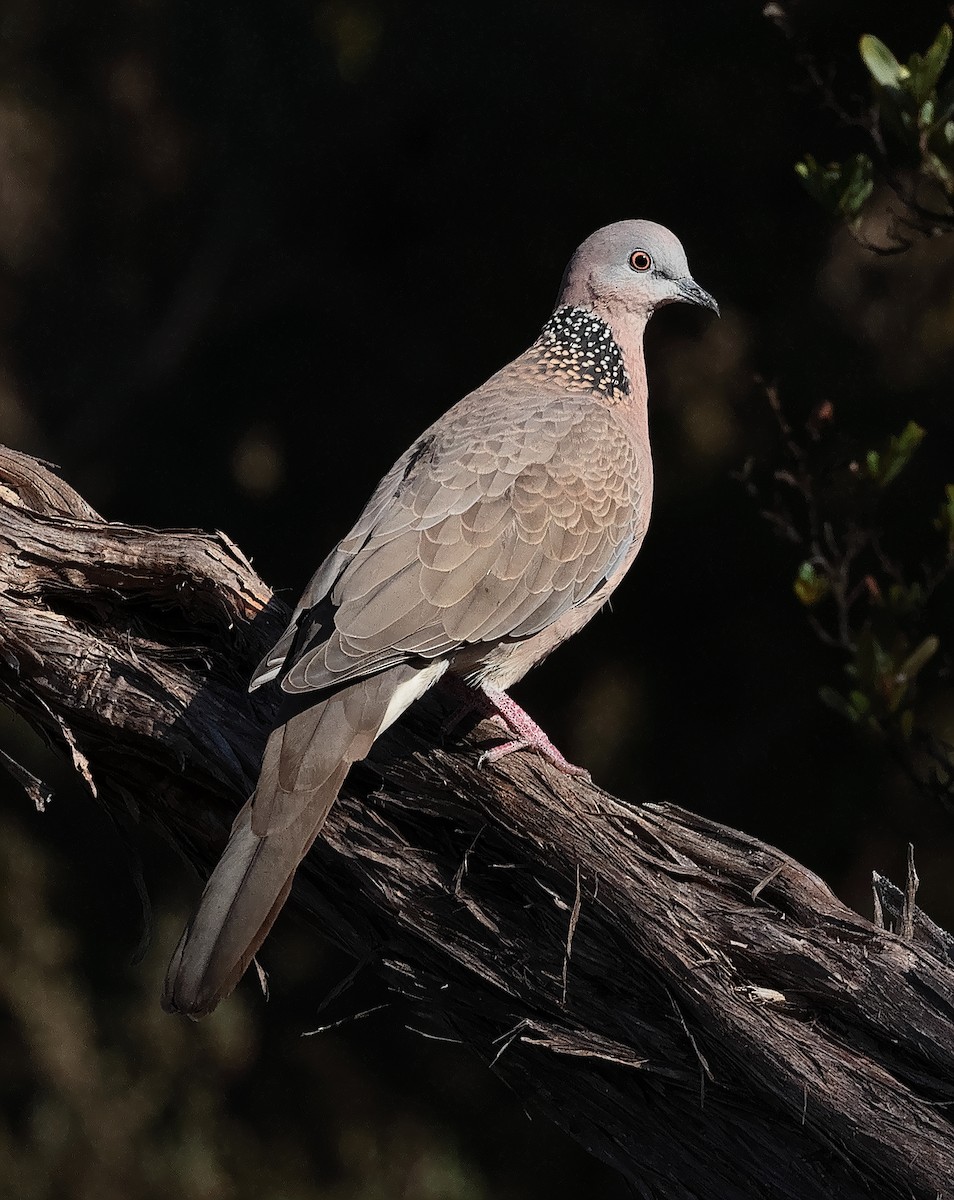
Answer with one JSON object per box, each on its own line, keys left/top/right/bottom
{"left": 557, "top": 220, "right": 719, "bottom": 323}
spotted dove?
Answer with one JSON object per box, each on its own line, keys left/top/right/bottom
{"left": 163, "top": 220, "right": 718, "bottom": 1017}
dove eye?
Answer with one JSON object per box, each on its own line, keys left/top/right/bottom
{"left": 629, "top": 250, "right": 653, "bottom": 272}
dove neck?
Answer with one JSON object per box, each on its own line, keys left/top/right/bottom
{"left": 531, "top": 305, "right": 647, "bottom": 410}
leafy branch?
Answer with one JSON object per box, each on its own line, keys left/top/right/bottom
{"left": 738, "top": 387, "right": 954, "bottom": 809}
{"left": 794, "top": 24, "right": 954, "bottom": 248}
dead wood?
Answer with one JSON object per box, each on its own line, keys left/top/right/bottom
{"left": 0, "top": 444, "right": 952, "bottom": 1200}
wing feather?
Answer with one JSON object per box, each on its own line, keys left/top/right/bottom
{"left": 258, "top": 396, "right": 643, "bottom": 697}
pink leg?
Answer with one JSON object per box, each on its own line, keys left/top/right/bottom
{"left": 441, "top": 677, "right": 589, "bottom": 778}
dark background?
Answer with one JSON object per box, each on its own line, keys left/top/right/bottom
{"left": 2, "top": 2, "right": 953, "bottom": 1197}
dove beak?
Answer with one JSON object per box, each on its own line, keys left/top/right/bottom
{"left": 675, "top": 276, "right": 720, "bottom": 316}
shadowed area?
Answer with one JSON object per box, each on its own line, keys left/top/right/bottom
{"left": 1, "top": 2, "right": 954, "bottom": 1198}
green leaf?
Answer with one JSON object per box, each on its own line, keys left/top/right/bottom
{"left": 922, "top": 24, "right": 952, "bottom": 93}
{"left": 865, "top": 421, "right": 925, "bottom": 486}
{"left": 885, "top": 420, "right": 926, "bottom": 484}
{"left": 849, "top": 689, "right": 872, "bottom": 716}
{"left": 837, "top": 154, "right": 874, "bottom": 218}
{"left": 795, "top": 154, "right": 874, "bottom": 221}
{"left": 819, "top": 686, "right": 860, "bottom": 723}
{"left": 860, "top": 34, "right": 909, "bottom": 88}
{"left": 871, "top": 636, "right": 894, "bottom": 680}
{"left": 793, "top": 561, "right": 829, "bottom": 607}
{"left": 898, "top": 419, "right": 925, "bottom": 452}
{"left": 795, "top": 154, "right": 842, "bottom": 207}
{"left": 906, "top": 28, "right": 951, "bottom": 107}
{"left": 899, "top": 635, "right": 940, "bottom": 680}
{"left": 925, "top": 150, "right": 954, "bottom": 186}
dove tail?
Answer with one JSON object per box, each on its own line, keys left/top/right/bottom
{"left": 161, "top": 800, "right": 307, "bottom": 1017}
{"left": 162, "top": 661, "right": 444, "bottom": 1017}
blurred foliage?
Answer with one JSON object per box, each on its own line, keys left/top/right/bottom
{"left": 0, "top": 801, "right": 506, "bottom": 1200}
{"left": 746, "top": 388, "right": 954, "bottom": 795}
{"left": 862, "top": 418, "right": 925, "bottom": 487}
{"left": 796, "top": 23, "right": 954, "bottom": 243}
{"left": 2, "top": 1, "right": 954, "bottom": 1198}
{"left": 796, "top": 153, "right": 875, "bottom": 226}
{"left": 751, "top": 13, "right": 954, "bottom": 815}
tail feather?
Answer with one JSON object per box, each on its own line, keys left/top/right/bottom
{"left": 161, "top": 794, "right": 335, "bottom": 1017}
{"left": 162, "top": 663, "right": 432, "bottom": 1017}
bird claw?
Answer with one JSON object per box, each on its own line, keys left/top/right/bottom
{"left": 477, "top": 734, "right": 591, "bottom": 779}
{"left": 441, "top": 676, "right": 588, "bottom": 777}
{"left": 477, "top": 737, "right": 529, "bottom": 768}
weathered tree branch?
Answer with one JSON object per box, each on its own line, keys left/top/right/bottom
{"left": 1, "top": 445, "right": 953, "bottom": 1200}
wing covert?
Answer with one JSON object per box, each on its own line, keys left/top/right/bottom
{"left": 260, "top": 397, "right": 644, "bottom": 696}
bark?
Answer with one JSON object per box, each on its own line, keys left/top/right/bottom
{"left": 1, "top": 444, "right": 952, "bottom": 1200}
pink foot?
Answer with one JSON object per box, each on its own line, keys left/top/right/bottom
{"left": 441, "top": 677, "right": 589, "bottom": 778}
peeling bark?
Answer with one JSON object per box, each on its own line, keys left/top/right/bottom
{"left": 1, "top": 445, "right": 952, "bottom": 1200}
